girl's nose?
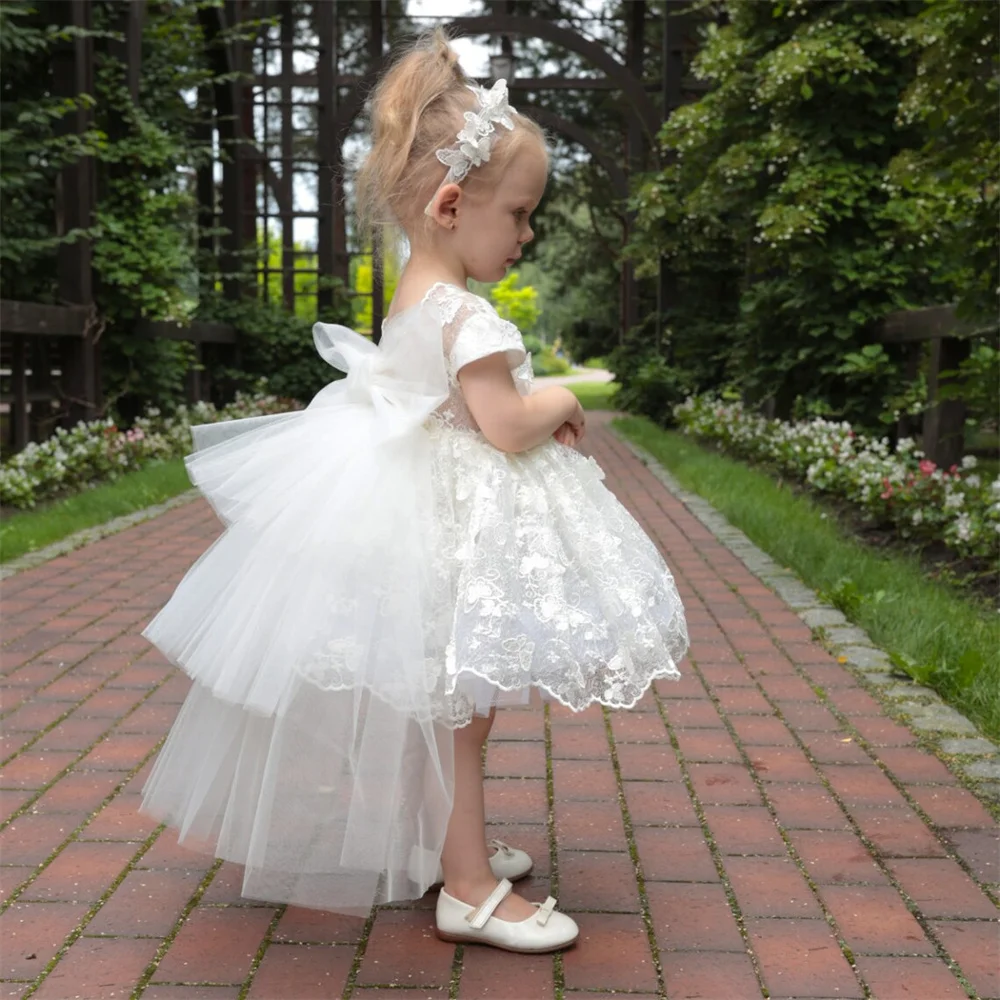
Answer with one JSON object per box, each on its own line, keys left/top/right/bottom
{"left": 520, "top": 225, "right": 534, "bottom": 245}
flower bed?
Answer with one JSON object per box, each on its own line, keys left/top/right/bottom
{"left": 1, "top": 392, "right": 297, "bottom": 510}
{"left": 674, "top": 396, "right": 1000, "bottom": 561}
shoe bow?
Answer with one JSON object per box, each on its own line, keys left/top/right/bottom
{"left": 535, "top": 896, "right": 558, "bottom": 926}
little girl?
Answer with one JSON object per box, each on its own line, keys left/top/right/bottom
{"left": 140, "top": 30, "right": 688, "bottom": 955}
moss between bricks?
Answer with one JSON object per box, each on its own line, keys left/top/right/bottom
{"left": 543, "top": 704, "right": 565, "bottom": 1000}
{"left": 9, "top": 725, "right": 174, "bottom": 997}
{"left": 601, "top": 706, "right": 667, "bottom": 998}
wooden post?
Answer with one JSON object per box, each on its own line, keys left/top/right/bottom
{"left": 11, "top": 336, "right": 29, "bottom": 451}
{"left": 895, "top": 343, "right": 922, "bottom": 442}
{"left": 622, "top": 0, "right": 645, "bottom": 343}
{"left": 280, "top": 4, "right": 296, "bottom": 310}
{"left": 216, "top": 1, "right": 246, "bottom": 300}
{"left": 657, "top": 0, "right": 688, "bottom": 358}
{"left": 196, "top": 82, "right": 217, "bottom": 287}
{"left": 370, "top": 1, "right": 384, "bottom": 342}
{"left": 196, "top": 7, "right": 221, "bottom": 289}
{"left": 878, "top": 305, "right": 982, "bottom": 467}
{"left": 235, "top": 2, "right": 257, "bottom": 271}
{"left": 39, "top": 339, "right": 64, "bottom": 441}
{"left": 316, "top": 0, "right": 342, "bottom": 313}
{"left": 126, "top": 0, "right": 145, "bottom": 103}
{"left": 923, "top": 336, "right": 970, "bottom": 469}
{"left": 52, "top": 0, "right": 97, "bottom": 428}
{"left": 187, "top": 341, "right": 204, "bottom": 404}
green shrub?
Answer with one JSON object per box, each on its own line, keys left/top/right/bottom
{"left": 564, "top": 317, "right": 617, "bottom": 365}
{"left": 196, "top": 286, "right": 352, "bottom": 404}
{"left": 532, "top": 348, "right": 572, "bottom": 377}
{"left": 612, "top": 353, "right": 696, "bottom": 427}
{"left": 522, "top": 333, "right": 544, "bottom": 355}
{"left": 627, "top": 1, "right": 998, "bottom": 430}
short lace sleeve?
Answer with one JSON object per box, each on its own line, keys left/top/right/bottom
{"left": 428, "top": 284, "right": 526, "bottom": 378}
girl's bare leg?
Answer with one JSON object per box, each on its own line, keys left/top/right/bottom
{"left": 440, "top": 709, "right": 536, "bottom": 921}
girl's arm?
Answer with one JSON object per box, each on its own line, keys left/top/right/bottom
{"left": 457, "top": 354, "right": 585, "bottom": 454}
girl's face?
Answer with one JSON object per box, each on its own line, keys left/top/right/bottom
{"left": 454, "top": 143, "right": 548, "bottom": 284}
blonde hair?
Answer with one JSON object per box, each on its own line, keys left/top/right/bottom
{"left": 355, "top": 28, "right": 547, "bottom": 240}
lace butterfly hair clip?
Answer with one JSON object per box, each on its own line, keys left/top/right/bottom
{"left": 423, "top": 79, "right": 518, "bottom": 216}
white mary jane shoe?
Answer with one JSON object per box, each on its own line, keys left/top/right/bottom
{"left": 433, "top": 838, "right": 533, "bottom": 886}
{"left": 435, "top": 877, "right": 579, "bottom": 953}
{"left": 487, "top": 838, "right": 534, "bottom": 881}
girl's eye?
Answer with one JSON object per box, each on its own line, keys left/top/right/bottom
{"left": 514, "top": 210, "right": 527, "bottom": 221}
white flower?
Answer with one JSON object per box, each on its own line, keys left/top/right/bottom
{"left": 911, "top": 509, "right": 924, "bottom": 525}
{"left": 961, "top": 455, "right": 978, "bottom": 470}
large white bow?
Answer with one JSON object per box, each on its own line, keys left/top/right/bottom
{"left": 310, "top": 306, "right": 449, "bottom": 437}
{"left": 188, "top": 307, "right": 448, "bottom": 456}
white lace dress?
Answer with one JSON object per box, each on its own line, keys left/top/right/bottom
{"left": 140, "top": 281, "right": 688, "bottom": 915}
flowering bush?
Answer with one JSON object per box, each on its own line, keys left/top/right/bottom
{"left": 1, "top": 390, "right": 296, "bottom": 510}
{"left": 675, "top": 395, "right": 1000, "bottom": 561}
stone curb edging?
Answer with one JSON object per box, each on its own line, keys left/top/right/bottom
{"left": 616, "top": 432, "right": 1000, "bottom": 809}
{"left": 1, "top": 489, "right": 201, "bottom": 581}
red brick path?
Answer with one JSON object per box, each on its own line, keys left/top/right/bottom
{"left": 2, "top": 414, "right": 998, "bottom": 999}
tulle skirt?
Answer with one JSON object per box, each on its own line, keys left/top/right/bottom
{"left": 140, "top": 402, "right": 688, "bottom": 914}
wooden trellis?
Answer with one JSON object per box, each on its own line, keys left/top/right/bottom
{"left": 2, "top": 0, "right": 700, "bottom": 451}
{"left": 1, "top": 0, "right": 100, "bottom": 451}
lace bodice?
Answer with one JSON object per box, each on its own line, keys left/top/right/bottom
{"left": 397, "top": 282, "right": 533, "bottom": 432}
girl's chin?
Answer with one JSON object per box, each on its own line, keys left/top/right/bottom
{"left": 471, "top": 263, "right": 512, "bottom": 283}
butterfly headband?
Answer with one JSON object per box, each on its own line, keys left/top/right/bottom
{"left": 423, "top": 79, "right": 518, "bottom": 216}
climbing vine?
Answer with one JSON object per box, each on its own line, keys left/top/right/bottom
{"left": 0, "top": 2, "right": 352, "bottom": 420}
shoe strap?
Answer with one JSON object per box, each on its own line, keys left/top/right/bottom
{"left": 465, "top": 878, "right": 513, "bottom": 929}
{"left": 488, "top": 838, "right": 514, "bottom": 858}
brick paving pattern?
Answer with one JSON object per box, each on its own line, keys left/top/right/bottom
{"left": 2, "top": 412, "right": 998, "bottom": 999}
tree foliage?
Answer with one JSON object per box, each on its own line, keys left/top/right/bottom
{"left": 885, "top": 0, "right": 998, "bottom": 323}
{"left": 488, "top": 271, "right": 541, "bottom": 334}
{"left": 0, "top": 2, "right": 105, "bottom": 301}
{"left": 626, "top": 0, "right": 997, "bottom": 431}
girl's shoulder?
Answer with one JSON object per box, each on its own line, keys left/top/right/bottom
{"left": 386, "top": 281, "right": 495, "bottom": 331}
{"left": 424, "top": 282, "right": 498, "bottom": 327}
{"left": 437, "top": 287, "right": 526, "bottom": 375}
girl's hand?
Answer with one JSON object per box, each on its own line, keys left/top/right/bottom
{"left": 553, "top": 422, "right": 578, "bottom": 447}
{"left": 562, "top": 399, "right": 586, "bottom": 446}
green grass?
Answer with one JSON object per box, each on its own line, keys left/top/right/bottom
{"left": 614, "top": 415, "right": 1000, "bottom": 741}
{"left": 569, "top": 381, "right": 619, "bottom": 411}
{"left": 1, "top": 458, "right": 192, "bottom": 564}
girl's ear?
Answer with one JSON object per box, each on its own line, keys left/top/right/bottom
{"left": 427, "top": 183, "right": 462, "bottom": 230}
